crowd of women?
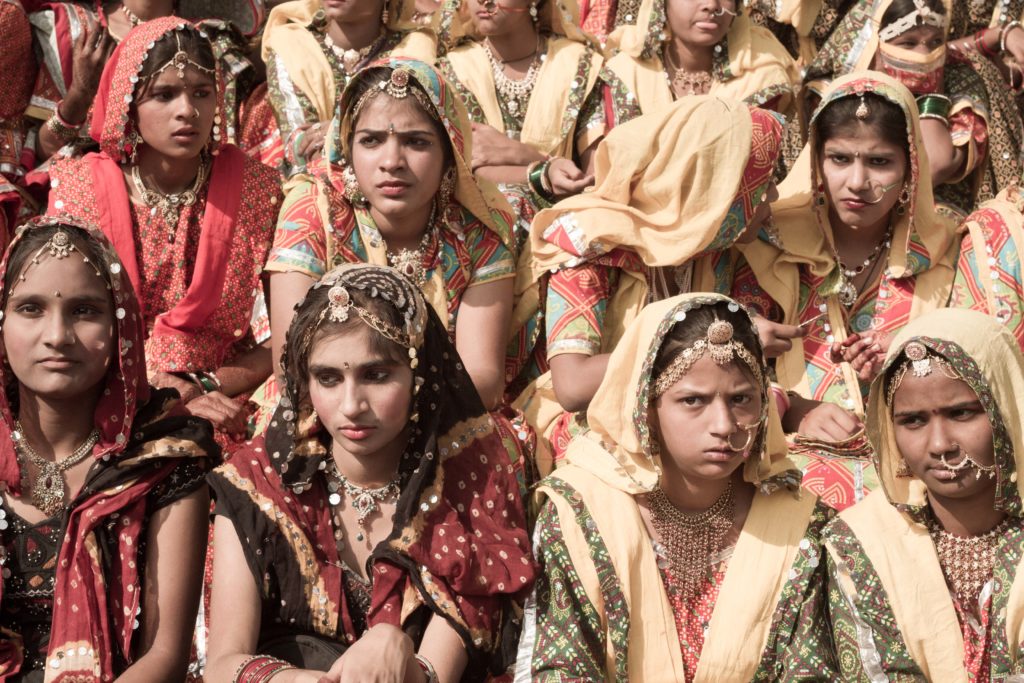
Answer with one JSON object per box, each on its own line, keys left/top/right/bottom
{"left": 4, "top": 0, "right": 1024, "bottom": 680}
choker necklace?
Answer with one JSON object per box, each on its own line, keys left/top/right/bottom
{"left": 13, "top": 421, "right": 100, "bottom": 517}
{"left": 386, "top": 204, "right": 436, "bottom": 288}
{"left": 121, "top": 3, "right": 142, "bottom": 25}
{"left": 483, "top": 36, "right": 544, "bottom": 118}
{"left": 662, "top": 46, "right": 714, "bottom": 97}
{"left": 929, "top": 516, "right": 1013, "bottom": 608}
{"left": 647, "top": 483, "right": 735, "bottom": 598}
{"left": 325, "top": 29, "right": 387, "bottom": 75}
{"left": 836, "top": 227, "right": 892, "bottom": 307}
{"left": 131, "top": 160, "right": 209, "bottom": 243}
{"left": 325, "top": 461, "right": 400, "bottom": 543}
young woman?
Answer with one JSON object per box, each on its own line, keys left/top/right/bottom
{"left": 262, "top": 0, "right": 436, "bottom": 177}
{"left": 45, "top": 18, "right": 280, "bottom": 443}
{"left": 716, "top": 72, "right": 961, "bottom": 509}
{"left": 515, "top": 96, "right": 782, "bottom": 472}
{"left": 0, "top": 216, "right": 215, "bottom": 680}
{"left": 437, "top": 0, "right": 605, "bottom": 215}
{"left": 824, "top": 308, "right": 1024, "bottom": 680}
{"left": 267, "top": 59, "right": 517, "bottom": 413}
{"left": 517, "top": 294, "right": 834, "bottom": 681}
{"left": 804, "top": 0, "right": 1022, "bottom": 215}
{"left": 602, "top": 0, "right": 800, "bottom": 125}
{"left": 206, "top": 263, "right": 532, "bottom": 683}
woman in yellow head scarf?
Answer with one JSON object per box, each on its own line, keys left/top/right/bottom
{"left": 601, "top": 0, "right": 800, "bottom": 125}
{"left": 512, "top": 96, "right": 783, "bottom": 473}
{"left": 262, "top": 0, "right": 436, "bottom": 176}
{"left": 436, "top": 0, "right": 605, "bottom": 219}
{"left": 804, "top": 0, "right": 1023, "bottom": 215}
{"left": 516, "top": 293, "right": 836, "bottom": 681}
{"left": 824, "top": 308, "right": 1024, "bottom": 680}
{"left": 706, "top": 72, "right": 960, "bottom": 511}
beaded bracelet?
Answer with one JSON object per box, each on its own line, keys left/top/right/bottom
{"left": 415, "top": 654, "right": 440, "bottom": 683}
{"left": 45, "top": 104, "right": 83, "bottom": 144}
{"left": 233, "top": 654, "right": 294, "bottom": 683}
{"left": 1001, "top": 20, "right": 1022, "bottom": 53}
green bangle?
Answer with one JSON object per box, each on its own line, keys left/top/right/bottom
{"left": 528, "top": 159, "right": 555, "bottom": 203}
{"left": 196, "top": 372, "right": 220, "bottom": 394}
{"left": 919, "top": 113, "right": 949, "bottom": 127}
{"left": 916, "top": 94, "right": 952, "bottom": 120}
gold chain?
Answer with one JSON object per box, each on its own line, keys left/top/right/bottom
{"left": 131, "top": 160, "right": 208, "bottom": 243}
{"left": 929, "top": 516, "right": 1013, "bottom": 607}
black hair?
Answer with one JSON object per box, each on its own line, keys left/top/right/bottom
{"left": 652, "top": 300, "right": 764, "bottom": 383}
{"left": 880, "top": 0, "right": 946, "bottom": 30}
{"left": 136, "top": 25, "right": 216, "bottom": 83}
{"left": 812, "top": 92, "right": 910, "bottom": 165}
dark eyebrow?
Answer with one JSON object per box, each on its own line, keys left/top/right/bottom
{"left": 893, "top": 400, "right": 983, "bottom": 418}
{"left": 354, "top": 128, "right": 437, "bottom": 137}
{"left": 308, "top": 358, "right": 399, "bottom": 373}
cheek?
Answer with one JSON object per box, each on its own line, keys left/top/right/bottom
{"left": 374, "top": 385, "right": 412, "bottom": 426}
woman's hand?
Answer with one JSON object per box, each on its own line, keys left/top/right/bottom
{"left": 750, "top": 315, "right": 805, "bottom": 358}
{"left": 470, "top": 122, "right": 544, "bottom": 169}
{"left": 68, "top": 18, "right": 114, "bottom": 114}
{"left": 296, "top": 122, "right": 328, "bottom": 160}
{"left": 317, "top": 624, "right": 420, "bottom": 683}
{"left": 783, "top": 394, "right": 863, "bottom": 442}
{"left": 185, "top": 392, "right": 248, "bottom": 437}
{"left": 546, "top": 157, "right": 593, "bottom": 198}
{"left": 1003, "top": 24, "right": 1024, "bottom": 74}
{"left": 149, "top": 371, "right": 202, "bottom": 404}
{"left": 829, "top": 332, "right": 887, "bottom": 383}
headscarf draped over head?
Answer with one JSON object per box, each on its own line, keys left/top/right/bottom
{"left": 436, "top": 0, "right": 598, "bottom": 50}
{"left": 261, "top": 0, "right": 436, "bottom": 124}
{"left": 741, "top": 72, "right": 959, "bottom": 407}
{"left": 0, "top": 216, "right": 215, "bottom": 682}
{"left": 573, "top": 292, "right": 799, "bottom": 495}
{"left": 867, "top": 308, "right": 1024, "bottom": 517}
{"left": 530, "top": 96, "right": 784, "bottom": 272}
{"left": 89, "top": 17, "right": 228, "bottom": 160}
{"left": 228, "top": 263, "right": 532, "bottom": 670}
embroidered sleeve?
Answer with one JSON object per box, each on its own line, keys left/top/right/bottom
{"left": 265, "top": 178, "right": 328, "bottom": 279}
{"left": 545, "top": 263, "right": 619, "bottom": 358}
{"left": 265, "top": 48, "right": 319, "bottom": 177}
{"left": 525, "top": 501, "right": 608, "bottom": 683}
{"left": 599, "top": 66, "right": 642, "bottom": 129}
{"left": 465, "top": 225, "right": 515, "bottom": 287}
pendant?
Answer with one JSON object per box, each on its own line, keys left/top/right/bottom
{"left": 31, "top": 462, "right": 66, "bottom": 517}
{"left": 838, "top": 277, "right": 858, "bottom": 307}
{"left": 507, "top": 97, "right": 519, "bottom": 114}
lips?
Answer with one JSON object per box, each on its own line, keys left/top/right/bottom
{"left": 703, "top": 448, "right": 737, "bottom": 462}
{"left": 37, "top": 357, "right": 77, "bottom": 369}
{"left": 170, "top": 128, "right": 199, "bottom": 143}
{"left": 694, "top": 20, "right": 721, "bottom": 31}
{"left": 339, "top": 425, "right": 376, "bottom": 441}
{"left": 839, "top": 198, "right": 869, "bottom": 210}
{"left": 377, "top": 181, "right": 410, "bottom": 197}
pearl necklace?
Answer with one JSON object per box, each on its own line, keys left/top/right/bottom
{"left": 483, "top": 36, "right": 544, "bottom": 118}
{"left": 324, "top": 30, "right": 386, "bottom": 75}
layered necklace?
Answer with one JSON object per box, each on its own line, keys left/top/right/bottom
{"left": 324, "top": 459, "right": 400, "bottom": 545}
{"left": 662, "top": 46, "right": 714, "bottom": 97}
{"left": 836, "top": 226, "right": 893, "bottom": 308}
{"left": 647, "top": 483, "right": 735, "bottom": 598}
{"left": 324, "top": 29, "right": 387, "bottom": 75}
{"left": 13, "top": 421, "right": 100, "bottom": 517}
{"left": 131, "top": 159, "right": 209, "bottom": 243}
{"left": 483, "top": 36, "right": 544, "bottom": 119}
{"left": 385, "top": 203, "right": 437, "bottom": 288}
{"left": 929, "top": 516, "right": 1014, "bottom": 608}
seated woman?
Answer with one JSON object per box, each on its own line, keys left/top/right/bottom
{"left": 718, "top": 72, "right": 961, "bottom": 510}
{"left": 0, "top": 216, "right": 214, "bottom": 680}
{"left": 804, "top": 0, "right": 1022, "bottom": 215}
{"left": 262, "top": 0, "right": 436, "bottom": 177}
{"left": 602, "top": 0, "right": 800, "bottom": 125}
{"left": 45, "top": 18, "right": 281, "bottom": 444}
{"left": 824, "top": 308, "right": 1024, "bottom": 680}
{"left": 516, "top": 294, "right": 835, "bottom": 680}
{"left": 516, "top": 96, "right": 782, "bottom": 473}
{"left": 267, "top": 59, "right": 517, "bottom": 413}
{"left": 205, "top": 263, "right": 533, "bottom": 682}
{"left": 437, "top": 0, "right": 605, "bottom": 220}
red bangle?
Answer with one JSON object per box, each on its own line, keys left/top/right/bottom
{"left": 975, "top": 29, "right": 998, "bottom": 58}
{"left": 233, "top": 655, "right": 294, "bottom": 683}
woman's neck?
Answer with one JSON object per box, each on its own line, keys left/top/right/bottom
{"left": 121, "top": 0, "right": 176, "bottom": 21}
{"left": 331, "top": 434, "right": 407, "bottom": 488}
{"left": 483, "top": 20, "right": 540, "bottom": 63}
{"left": 659, "top": 464, "right": 737, "bottom": 513}
{"left": 369, "top": 202, "right": 434, "bottom": 252}
{"left": 666, "top": 36, "right": 714, "bottom": 73}
{"left": 927, "top": 489, "right": 1006, "bottom": 537}
{"left": 830, "top": 209, "right": 893, "bottom": 265}
{"left": 16, "top": 389, "right": 100, "bottom": 459}
{"left": 329, "top": 13, "right": 384, "bottom": 51}
{"left": 134, "top": 148, "right": 204, "bottom": 195}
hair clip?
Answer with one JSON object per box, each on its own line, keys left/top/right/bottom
{"left": 878, "top": 0, "right": 947, "bottom": 42}
{"left": 904, "top": 341, "right": 931, "bottom": 377}
{"left": 653, "top": 312, "right": 763, "bottom": 397}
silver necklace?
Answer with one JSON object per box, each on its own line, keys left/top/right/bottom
{"left": 13, "top": 421, "right": 100, "bottom": 517}
{"left": 483, "top": 36, "right": 543, "bottom": 118}
{"left": 325, "top": 460, "right": 400, "bottom": 543}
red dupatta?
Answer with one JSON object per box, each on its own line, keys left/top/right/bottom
{"left": 0, "top": 216, "right": 214, "bottom": 681}
{"left": 85, "top": 17, "right": 245, "bottom": 341}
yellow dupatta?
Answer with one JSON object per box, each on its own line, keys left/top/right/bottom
{"left": 261, "top": 0, "right": 437, "bottom": 125}
{"left": 832, "top": 308, "right": 1024, "bottom": 678}
{"left": 735, "top": 72, "right": 959, "bottom": 414}
{"left": 775, "top": 0, "right": 825, "bottom": 64}
{"left": 539, "top": 293, "right": 816, "bottom": 681}
{"left": 604, "top": 1, "right": 799, "bottom": 118}
{"left": 438, "top": 0, "right": 604, "bottom": 157}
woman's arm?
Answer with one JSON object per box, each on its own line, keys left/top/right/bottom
{"left": 920, "top": 118, "right": 966, "bottom": 187}
{"left": 214, "top": 342, "right": 274, "bottom": 397}
{"left": 205, "top": 515, "right": 325, "bottom": 683}
{"left": 548, "top": 352, "right": 609, "bottom": 414}
{"left": 114, "top": 487, "right": 209, "bottom": 683}
{"left": 456, "top": 277, "right": 514, "bottom": 410}
{"left": 269, "top": 271, "right": 316, "bottom": 381}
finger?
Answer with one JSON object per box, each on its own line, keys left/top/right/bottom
{"left": 840, "top": 332, "right": 866, "bottom": 348}
{"left": 773, "top": 323, "right": 804, "bottom": 340}
{"left": 828, "top": 342, "right": 844, "bottom": 363}
{"left": 828, "top": 407, "right": 862, "bottom": 435}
